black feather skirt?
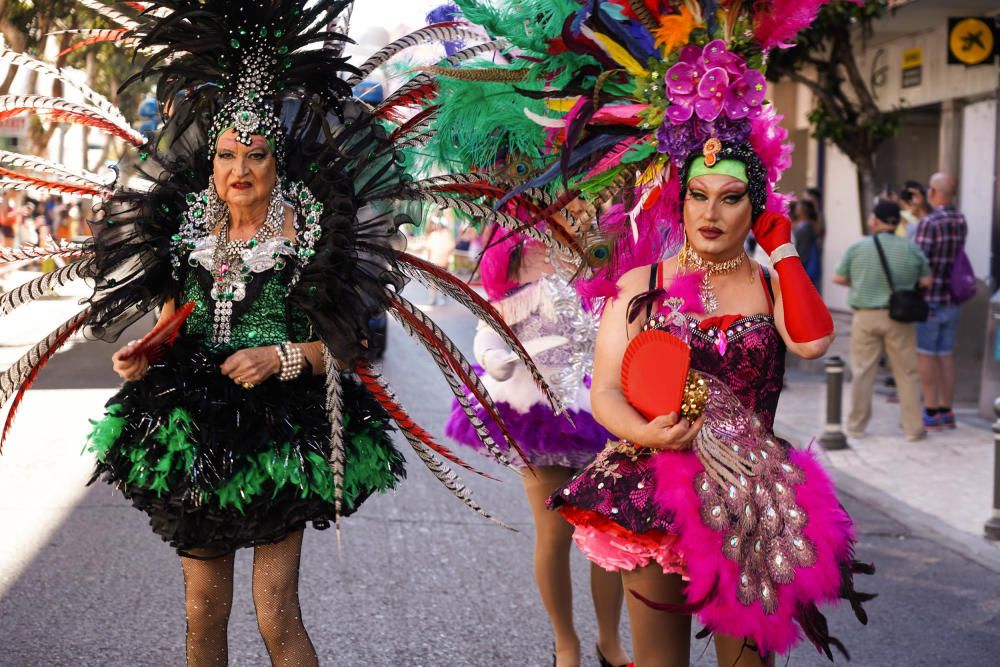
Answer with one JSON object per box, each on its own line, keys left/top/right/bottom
{"left": 86, "top": 338, "right": 405, "bottom": 557}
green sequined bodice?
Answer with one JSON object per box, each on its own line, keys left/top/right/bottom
{"left": 183, "top": 269, "right": 312, "bottom": 349}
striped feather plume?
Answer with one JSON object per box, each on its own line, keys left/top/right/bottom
{"left": 375, "top": 39, "right": 507, "bottom": 118}
{"left": 346, "top": 23, "right": 485, "bottom": 86}
{"left": 1, "top": 309, "right": 91, "bottom": 451}
{"left": 387, "top": 293, "right": 531, "bottom": 467}
{"left": 0, "top": 94, "right": 145, "bottom": 146}
{"left": 397, "top": 252, "right": 564, "bottom": 414}
{"left": 75, "top": 0, "right": 142, "bottom": 30}
{"left": 58, "top": 29, "right": 137, "bottom": 57}
{"left": 350, "top": 360, "right": 495, "bottom": 480}
{"left": 396, "top": 130, "right": 436, "bottom": 149}
{"left": 0, "top": 258, "right": 93, "bottom": 316}
{"left": 389, "top": 105, "right": 440, "bottom": 143}
{"left": 323, "top": 350, "right": 347, "bottom": 526}
{"left": 628, "top": 0, "right": 660, "bottom": 32}
{"left": 0, "top": 177, "right": 107, "bottom": 199}
{"left": 391, "top": 186, "right": 559, "bottom": 251}
{"left": 0, "top": 241, "right": 88, "bottom": 264}
{"left": 0, "top": 150, "right": 111, "bottom": 188}
{"left": 406, "top": 38, "right": 509, "bottom": 91}
{"left": 385, "top": 298, "right": 511, "bottom": 467}
{"left": 355, "top": 362, "right": 512, "bottom": 529}
{"left": 417, "top": 66, "right": 528, "bottom": 82}
{"left": 0, "top": 49, "right": 134, "bottom": 130}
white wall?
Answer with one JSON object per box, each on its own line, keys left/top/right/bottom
{"left": 960, "top": 98, "right": 997, "bottom": 281}
{"left": 822, "top": 145, "right": 863, "bottom": 312}
{"left": 855, "top": 23, "right": 999, "bottom": 112}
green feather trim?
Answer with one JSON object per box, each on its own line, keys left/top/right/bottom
{"left": 424, "top": 70, "right": 550, "bottom": 173}
{"left": 573, "top": 165, "right": 626, "bottom": 197}
{"left": 85, "top": 406, "right": 399, "bottom": 513}
{"left": 454, "top": 0, "right": 580, "bottom": 54}
{"left": 622, "top": 142, "right": 656, "bottom": 164}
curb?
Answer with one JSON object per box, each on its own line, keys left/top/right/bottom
{"left": 774, "top": 419, "right": 1000, "bottom": 575}
{"left": 831, "top": 468, "right": 1000, "bottom": 575}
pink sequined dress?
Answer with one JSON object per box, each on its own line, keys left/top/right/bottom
{"left": 549, "top": 264, "right": 873, "bottom": 658}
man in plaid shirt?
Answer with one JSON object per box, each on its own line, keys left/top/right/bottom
{"left": 914, "top": 172, "right": 968, "bottom": 431}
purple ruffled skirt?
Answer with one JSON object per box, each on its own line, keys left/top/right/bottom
{"left": 445, "top": 398, "right": 611, "bottom": 469}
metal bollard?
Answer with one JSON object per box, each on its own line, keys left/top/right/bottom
{"left": 983, "top": 398, "right": 1000, "bottom": 540}
{"left": 819, "top": 356, "right": 848, "bottom": 451}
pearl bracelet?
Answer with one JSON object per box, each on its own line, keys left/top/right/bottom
{"left": 276, "top": 342, "right": 305, "bottom": 381}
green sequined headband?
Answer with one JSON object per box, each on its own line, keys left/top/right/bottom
{"left": 686, "top": 158, "right": 748, "bottom": 184}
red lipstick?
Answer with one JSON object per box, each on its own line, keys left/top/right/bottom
{"left": 698, "top": 226, "right": 722, "bottom": 239}
{"left": 231, "top": 181, "right": 251, "bottom": 190}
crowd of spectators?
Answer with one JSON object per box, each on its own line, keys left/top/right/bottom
{"left": 0, "top": 193, "right": 86, "bottom": 249}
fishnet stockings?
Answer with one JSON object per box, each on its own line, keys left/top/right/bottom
{"left": 252, "top": 530, "right": 318, "bottom": 666}
{"left": 181, "top": 551, "right": 235, "bottom": 667}
{"left": 179, "top": 530, "right": 317, "bottom": 666}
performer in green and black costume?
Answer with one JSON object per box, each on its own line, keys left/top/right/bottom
{"left": 0, "top": 2, "right": 564, "bottom": 664}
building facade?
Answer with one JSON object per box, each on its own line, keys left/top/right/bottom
{"left": 782, "top": 1, "right": 999, "bottom": 413}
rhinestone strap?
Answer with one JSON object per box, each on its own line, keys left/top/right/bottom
{"left": 768, "top": 243, "right": 798, "bottom": 266}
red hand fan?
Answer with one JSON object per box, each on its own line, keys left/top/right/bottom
{"left": 621, "top": 329, "right": 692, "bottom": 421}
{"left": 119, "top": 301, "right": 196, "bottom": 363}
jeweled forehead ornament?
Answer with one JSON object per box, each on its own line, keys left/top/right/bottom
{"left": 208, "top": 28, "right": 285, "bottom": 163}
{"left": 703, "top": 137, "right": 722, "bottom": 167}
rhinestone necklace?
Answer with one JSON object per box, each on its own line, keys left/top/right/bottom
{"left": 680, "top": 242, "right": 746, "bottom": 314}
{"left": 210, "top": 186, "right": 285, "bottom": 344}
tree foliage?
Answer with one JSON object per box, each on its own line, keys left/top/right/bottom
{"left": 765, "top": 0, "right": 899, "bottom": 228}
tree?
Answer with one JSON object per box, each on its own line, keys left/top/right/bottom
{"left": 766, "top": 0, "right": 900, "bottom": 233}
{"left": 0, "top": 0, "right": 144, "bottom": 165}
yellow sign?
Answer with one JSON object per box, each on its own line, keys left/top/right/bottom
{"left": 949, "top": 17, "right": 995, "bottom": 66}
{"left": 902, "top": 47, "right": 922, "bottom": 68}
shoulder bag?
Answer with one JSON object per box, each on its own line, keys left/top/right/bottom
{"left": 949, "top": 247, "right": 976, "bottom": 304}
{"left": 872, "top": 234, "right": 928, "bottom": 323}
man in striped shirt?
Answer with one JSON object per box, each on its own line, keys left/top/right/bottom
{"left": 834, "top": 199, "right": 932, "bottom": 441}
{"left": 914, "top": 173, "right": 968, "bottom": 430}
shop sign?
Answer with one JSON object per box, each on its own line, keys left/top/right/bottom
{"left": 948, "top": 17, "right": 997, "bottom": 66}
{"left": 901, "top": 47, "right": 922, "bottom": 88}
{"left": 0, "top": 116, "right": 26, "bottom": 138}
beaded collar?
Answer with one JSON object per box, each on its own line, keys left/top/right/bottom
{"left": 170, "top": 179, "right": 324, "bottom": 293}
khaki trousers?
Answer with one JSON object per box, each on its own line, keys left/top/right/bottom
{"left": 848, "top": 309, "right": 924, "bottom": 438}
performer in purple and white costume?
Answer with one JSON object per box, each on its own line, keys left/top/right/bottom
{"left": 446, "top": 227, "right": 631, "bottom": 667}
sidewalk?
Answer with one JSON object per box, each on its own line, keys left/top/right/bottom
{"left": 775, "top": 311, "right": 1000, "bottom": 572}
{"left": 0, "top": 269, "right": 90, "bottom": 368}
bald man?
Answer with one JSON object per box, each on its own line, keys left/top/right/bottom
{"left": 913, "top": 172, "right": 968, "bottom": 431}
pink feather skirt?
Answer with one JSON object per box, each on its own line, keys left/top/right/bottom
{"left": 550, "top": 437, "right": 874, "bottom": 659}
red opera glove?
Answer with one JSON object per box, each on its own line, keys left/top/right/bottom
{"left": 752, "top": 212, "right": 833, "bottom": 343}
{"left": 751, "top": 211, "right": 792, "bottom": 256}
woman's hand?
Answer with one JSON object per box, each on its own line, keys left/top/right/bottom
{"left": 220, "top": 346, "right": 281, "bottom": 388}
{"left": 112, "top": 342, "right": 149, "bottom": 382}
{"left": 631, "top": 412, "right": 705, "bottom": 451}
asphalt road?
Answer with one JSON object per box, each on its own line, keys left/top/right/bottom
{"left": 1, "top": 285, "right": 999, "bottom": 666}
